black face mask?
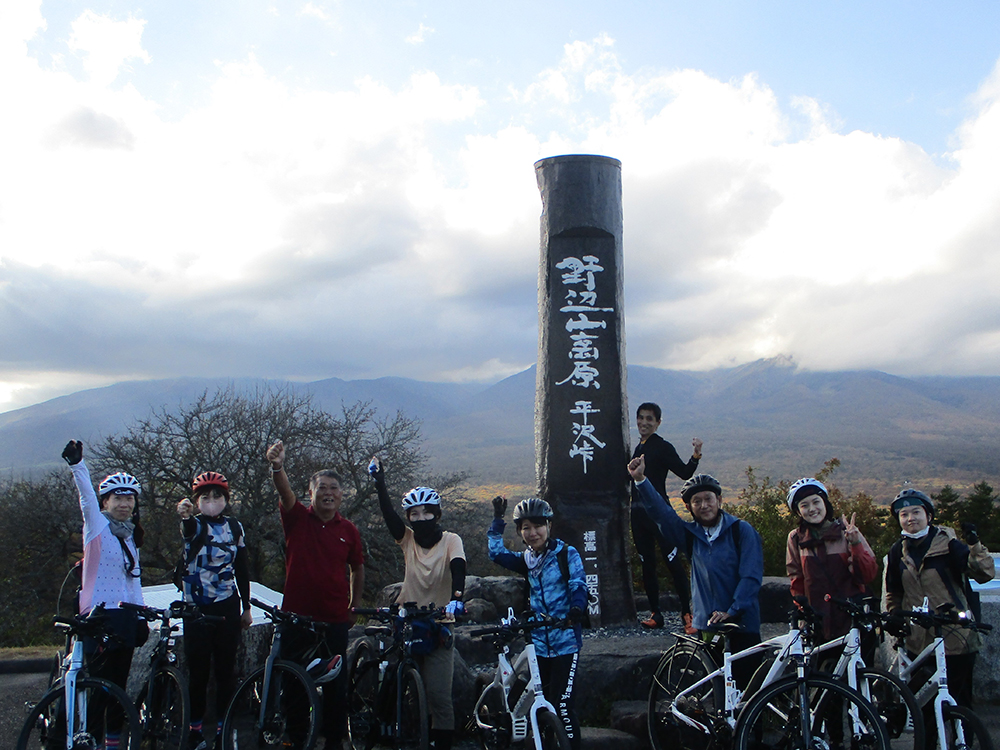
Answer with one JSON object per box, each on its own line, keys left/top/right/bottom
{"left": 411, "top": 519, "right": 443, "bottom": 549}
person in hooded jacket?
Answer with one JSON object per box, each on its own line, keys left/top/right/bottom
{"left": 488, "top": 496, "right": 587, "bottom": 750}
{"left": 176, "top": 471, "right": 252, "bottom": 750}
{"left": 885, "top": 488, "right": 994, "bottom": 711}
{"left": 370, "top": 456, "right": 466, "bottom": 750}
{"left": 785, "top": 477, "right": 878, "bottom": 645}
{"left": 628, "top": 455, "right": 764, "bottom": 688}
{"left": 62, "top": 439, "right": 145, "bottom": 750}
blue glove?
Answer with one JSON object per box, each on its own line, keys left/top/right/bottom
{"left": 445, "top": 600, "right": 465, "bottom": 617}
{"left": 368, "top": 458, "right": 381, "bottom": 478}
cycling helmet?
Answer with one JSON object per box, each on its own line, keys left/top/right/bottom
{"left": 681, "top": 474, "right": 722, "bottom": 503}
{"left": 192, "top": 471, "right": 230, "bottom": 499}
{"left": 98, "top": 472, "right": 141, "bottom": 497}
{"left": 401, "top": 487, "right": 441, "bottom": 510}
{"left": 512, "top": 498, "right": 554, "bottom": 527}
{"left": 786, "top": 477, "right": 832, "bottom": 515}
{"left": 891, "top": 489, "right": 934, "bottom": 520}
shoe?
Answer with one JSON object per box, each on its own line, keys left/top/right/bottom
{"left": 641, "top": 611, "right": 664, "bottom": 629}
{"left": 683, "top": 612, "right": 697, "bottom": 635}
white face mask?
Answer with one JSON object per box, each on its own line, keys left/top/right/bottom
{"left": 198, "top": 498, "right": 226, "bottom": 518}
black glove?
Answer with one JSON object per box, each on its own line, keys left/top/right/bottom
{"left": 62, "top": 440, "right": 83, "bottom": 466}
{"left": 492, "top": 496, "right": 507, "bottom": 519}
{"left": 961, "top": 522, "right": 979, "bottom": 546}
{"left": 568, "top": 606, "right": 585, "bottom": 624}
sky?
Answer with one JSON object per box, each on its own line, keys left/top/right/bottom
{"left": 3, "top": 1, "right": 1000, "bottom": 412}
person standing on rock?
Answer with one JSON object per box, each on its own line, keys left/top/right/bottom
{"left": 627, "top": 455, "right": 763, "bottom": 687}
{"left": 629, "top": 402, "right": 701, "bottom": 632}
{"left": 267, "top": 440, "right": 365, "bottom": 747}
{"left": 369, "top": 456, "right": 466, "bottom": 750}
{"left": 488, "top": 496, "right": 587, "bottom": 750}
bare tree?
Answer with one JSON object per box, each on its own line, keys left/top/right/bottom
{"left": 92, "top": 385, "right": 432, "bottom": 596}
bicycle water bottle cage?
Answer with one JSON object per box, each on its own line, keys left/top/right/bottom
{"left": 307, "top": 654, "right": 343, "bottom": 685}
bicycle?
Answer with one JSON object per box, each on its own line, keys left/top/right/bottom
{"left": 18, "top": 607, "right": 142, "bottom": 750}
{"left": 348, "top": 603, "right": 451, "bottom": 750}
{"left": 120, "top": 600, "right": 224, "bottom": 750}
{"left": 887, "top": 601, "right": 994, "bottom": 750}
{"left": 220, "top": 597, "right": 342, "bottom": 750}
{"left": 648, "top": 599, "right": 891, "bottom": 750}
{"left": 469, "top": 608, "right": 572, "bottom": 750}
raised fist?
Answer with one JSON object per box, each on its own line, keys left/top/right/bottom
{"left": 62, "top": 440, "right": 83, "bottom": 466}
{"left": 492, "top": 496, "right": 507, "bottom": 519}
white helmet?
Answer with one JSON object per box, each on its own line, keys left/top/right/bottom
{"left": 98, "top": 472, "right": 141, "bottom": 497}
{"left": 401, "top": 486, "right": 441, "bottom": 510}
{"left": 786, "top": 478, "right": 828, "bottom": 512}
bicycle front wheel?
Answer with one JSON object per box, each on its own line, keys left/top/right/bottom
{"left": 940, "top": 704, "right": 994, "bottom": 750}
{"left": 398, "top": 665, "right": 429, "bottom": 750}
{"left": 857, "top": 668, "right": 923, "bottom": 750}
{"left": 734, "top": 673, "right": 890, "bottom": 750}
{"left": 221, "top": 660, "right": 320, "bottom": 750}
{"left": 647, "top": 640, "right": 718, "bottom": 750}
{"left": 535, "top": 708, "right": 571, "bottom": 750}
{"left": 18, "top": 677, "right": 141, "bottom": 750}
{"left": 348, "top": 660, "right": 380, "bottom": 750}
{"left": 136, "top": 666, "right": 190, "bottom": 750}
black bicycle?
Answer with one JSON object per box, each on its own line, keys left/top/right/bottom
{"left": 121, "top": 600, "right": 224, "bottom": 750}
{"left": 220, "top": 597, "right": 341, "bottom": 750}
{"left": 18, "top": 607, "right": 142, "bottom": 750}
{"left": 348, "top": 603, "right": 453, "bottom": 750}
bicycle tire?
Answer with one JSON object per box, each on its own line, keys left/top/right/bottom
{"left": 473, "top": 680, "right": 511, "bottom": 750}
{"left": 398, "top": 664, "right": 429, "bottom": 750}
{"left": 733, "top": 673, "right": 891, "bottom": 750}
{"left": 647, "top": 641, "right": 719, "bottom": 750}
{"left": 940, "top": 704, "right": 994, "bottom": 750}
{"left": 858, "top": 668, "right": 924, "bottom": 750}
{"left": 221, "top": 659, "right": 320, "bottom": 750}
{"left": 136, "top": 666, "right": 190, "bottom": 750}
{"left": 350, "top": 639, "right": 375, "bottom": 675}
{"left": 18, "top": 676, "right": 142, "bottom": 750}
{"left": 348, "top": 660, "right": 381, "bottom": 750}
{"left": 535, "top": 708, "right": 571, "bottom": 750}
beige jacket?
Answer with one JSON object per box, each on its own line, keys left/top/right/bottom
{"left": 885, "top": 525, "right": 994, "bottom": 655}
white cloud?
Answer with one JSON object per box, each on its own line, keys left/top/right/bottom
{"left": 3, "top": 21, "right": 1000, "bottom": 411}
{"left": 406, "top": 23, "right": 434, "bottom": 45}
{"left": 68, "top": 10, "right": 150, "bottom": 87}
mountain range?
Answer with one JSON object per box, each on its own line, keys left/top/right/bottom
{"left": 2, "top": 357, "right": 999, "bottom": 500}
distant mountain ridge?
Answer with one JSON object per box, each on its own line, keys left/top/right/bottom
{"left": 2, "top": 359, "right": 999, "bottom": 499}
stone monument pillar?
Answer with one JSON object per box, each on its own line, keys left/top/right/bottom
{"left": 534, "top": 154, "right": 634, "bottom": 626}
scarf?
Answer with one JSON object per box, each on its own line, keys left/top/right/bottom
{"left": 102, "top": 512, "right": 135, "bottom": 539}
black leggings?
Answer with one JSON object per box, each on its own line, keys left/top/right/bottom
{"left": 279, "top": 620, "right": 350, "bottom": 740}
{"left": 538, "top": 652, "right": 580, "bottom": 750}
{"left": 631, "top": 504, "right": 692, "bottom": 615}
{"left": 183, "top": 595, "right": 242, "bottom": 727}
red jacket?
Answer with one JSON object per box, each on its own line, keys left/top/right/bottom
{"left": 786, "top": 519, "right": 877, "bottom": 640}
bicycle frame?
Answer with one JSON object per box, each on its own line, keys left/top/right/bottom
{"left": 60, "top": 633, "right": 88, "bottom": 750}
{"left": 667, "top": 626, "right": 803, "bottom": 733}
{"left": 474, "top": 610, "right": 560, "bottom": 746}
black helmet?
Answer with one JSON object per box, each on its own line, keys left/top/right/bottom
{"left": 681, "top": 474, "right": 722, "bottom": 503}
{"left": 512, "top": 498, "right": 553, "bottom": 527}
{"left": 891, "top": 489, "right": 934, "bottom": 520}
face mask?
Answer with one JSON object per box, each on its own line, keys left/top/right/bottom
{"left": 411, "top": 519, "right": 442, "bottom": 548}
{"left": 199, "top": 498, "right": 226, "bottom": 518}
